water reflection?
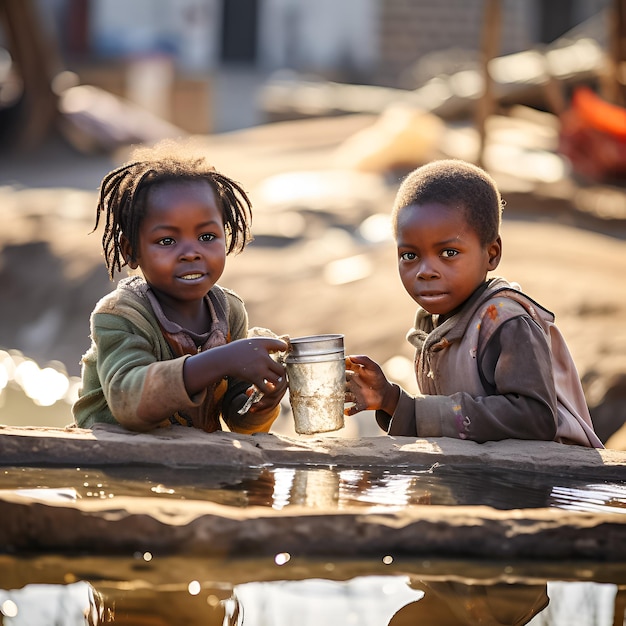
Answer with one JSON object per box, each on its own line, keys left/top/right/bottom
{"left": 85, "top": 581, "right": 242, "bottom": 625}
{"left": 2, "top": 463, "right": 625, "bottom": 514}
{"left": 387, "top": 579, "right": 549, "bottom": 625}
{"left": 1, "top": 573, "right": 623, "bottom": 625}
{"left": 2, "top": 463, "right": 625, "bottom": 623}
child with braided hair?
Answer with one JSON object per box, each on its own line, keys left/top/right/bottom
{"left": 73, "top": 140, "right": 288, "bottom": 433}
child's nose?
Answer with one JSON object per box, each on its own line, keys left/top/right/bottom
{"left": 179, "top": 243, "right": 201, "bottom": 260}
{"left": 416, "top": 258, "right": 439, "bottom": 279}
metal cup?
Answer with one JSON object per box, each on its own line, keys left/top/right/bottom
{"left": 285, "top": 334, "right": 345, "bottom": 435}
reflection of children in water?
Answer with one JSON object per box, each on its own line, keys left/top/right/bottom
{"left": 388, "top": 579, "right": 549, "bottom": 626}
{"left": 85, "top": 582, "right": 243, "bottom": 625}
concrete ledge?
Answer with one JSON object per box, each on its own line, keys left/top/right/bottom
{"left": 0, "top": 424, "right": 624, "bottom": 478}
{"left": 1, "top": 488, "right": 626, "bottom": 561}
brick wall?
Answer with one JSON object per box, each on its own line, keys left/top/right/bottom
{"left": 376, "top": 0, "right": 540, "bottom": 87}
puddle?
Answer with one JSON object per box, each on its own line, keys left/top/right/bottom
{"left": 1, "top": 463, "right": 625, "bottom": 623}
{"left": 2, "top": 463, "right": 625, "bottom": 514}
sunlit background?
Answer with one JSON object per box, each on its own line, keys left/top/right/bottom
{"left": 2, "top": 4, "right": 626, "bottom": 623}
{"left": 0, "top": 0, "right": 625, "bottom": 446}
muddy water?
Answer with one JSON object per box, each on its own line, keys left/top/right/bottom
{"left": 1, "top": 464, "right": 625, "bottom": 624}
{"left": 2, "top": 463, "right": 625, "bottom": 514}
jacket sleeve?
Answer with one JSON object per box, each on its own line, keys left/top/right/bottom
{"left": 386, "top": 316, "right": 559, "bottom": 442}
{"left": 92, "top": 313, "right": 207, "bottom": 430}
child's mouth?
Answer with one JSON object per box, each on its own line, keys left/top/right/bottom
{"left": 180, "top": 273, "right": 204, "bottom": 281}
{"left": 418, "top": 292, "right": 448, "bottom": 305}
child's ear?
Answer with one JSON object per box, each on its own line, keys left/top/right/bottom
{"left": 487, "top": 236, "right": 502, "bottom": 271}
{"left": 120, "top": 235, "right": 138, "bottom": 269}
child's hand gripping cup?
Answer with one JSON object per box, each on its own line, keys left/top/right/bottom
{"left": 285, "top": 334, "right": 345, "bottom": 435}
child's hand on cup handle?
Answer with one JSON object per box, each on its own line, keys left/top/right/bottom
{"left": 235, "top": 328, "right": 289, "bottom": 414}
{"left": 227, "top": 337, "right": 288, "bottom": 394}
{"left": 344, "top": 355, "right": 399, "bottom": 416}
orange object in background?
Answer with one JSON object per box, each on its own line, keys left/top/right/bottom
{"left": 559, "top": 86, "right": 626, "bottom": 182}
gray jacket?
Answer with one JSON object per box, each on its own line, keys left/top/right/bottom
{"left": 378, "top": 277, "right": 603, "bottom": 447}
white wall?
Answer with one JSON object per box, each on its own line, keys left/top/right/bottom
{"left": 259, "top": 0, "right": 378, "bottom": 75}
{"left": 89, "top": 0, "right": 221, "bottom": 72}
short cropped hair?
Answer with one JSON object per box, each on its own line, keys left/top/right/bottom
{"left": 391, "top": 159, "right": 503, "bottom": 246}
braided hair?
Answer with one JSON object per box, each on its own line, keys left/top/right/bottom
{"left": 93, "top": 140, "right": 253, "bottom": 280}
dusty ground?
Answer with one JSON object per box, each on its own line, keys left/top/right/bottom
{"left": 1, "top": 115, "right": 625, "bottom": 442}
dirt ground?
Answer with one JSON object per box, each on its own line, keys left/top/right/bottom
{"left": 1, "top": 115, "right": 625, "bottom": 441}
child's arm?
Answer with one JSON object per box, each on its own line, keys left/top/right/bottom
{"left": 185, "top": 337, "right": 289, "bottom": 434}
{"left": 345, "top": 355, "right": 400, "bottom": 417}
{"left": 345, "top": 317, "right": 563, "bottom": 443}
{"left": 183, "top": 337, "right": 288, "bottom": 398}
{"left": 379, "top": 317, "right": 560, "bottom": 442}
{"left": 402, "top": 316, "right": 559, "bottom": 442}
{"left": 88, "top": 312, "right": 286, "bottom": 432}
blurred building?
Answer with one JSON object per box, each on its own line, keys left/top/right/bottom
{"left": 50, "top": 0, "right": 611, "bottom": 79}
{"left": 0, "top": 0, "right": 614, "bottom": 135}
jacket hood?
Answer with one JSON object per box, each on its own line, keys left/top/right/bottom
{"left": 407, "top": 277, "right": 555, "bottom": 350}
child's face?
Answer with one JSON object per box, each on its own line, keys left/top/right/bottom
{"left": 395, "top": 202, "right": 501, "bottom": 316}
{"left": 127, "top": 180, "right": 226, "bottom": 306}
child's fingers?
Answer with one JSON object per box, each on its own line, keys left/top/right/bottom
{"left": 245, "top": 336, "right": 289, "bottom": 356}
{"left": 345, "top": 355, "right": 362, "bottom": 369}
{"left": 344, "top": 401, "right": 363, "bottom": 416}
{"left": 263, "top": 373, "right": 288, "bottom": 395}
{"left": 264, "top": 338, "right": 289, "bottom": 353}
{"left": 268, "top": 359, "right": 287, "bottom": 378}
{"left": 346, "top": 354, "right": 377, "bottom": 370}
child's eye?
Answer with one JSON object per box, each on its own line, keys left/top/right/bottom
{"left": 400, "top": 252, "right": 417, "bottom": 261}
{"left": 441, "top": 249, "right": 458, "bottom": 258}
{"left": 199, "top": 233, "right": 216, "bottom": 242}
{"left": 157, "top": 237, "right": 175, "bottom": 246}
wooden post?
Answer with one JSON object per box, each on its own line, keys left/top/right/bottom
{"left": 606, "top": 0, "right": 626, "bottom": 107}
{"left": 0, "top": 0, "right": 62, "bottom": 150}
{"left": 475, "top": 0, "right": 501, "bottom": 169}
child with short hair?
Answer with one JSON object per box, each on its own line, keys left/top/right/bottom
{"left": 73, "top": 140, "right": 287, "bottom": 433}
{"left": 345, "top": 159, "right": 602, "bottom": 447}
